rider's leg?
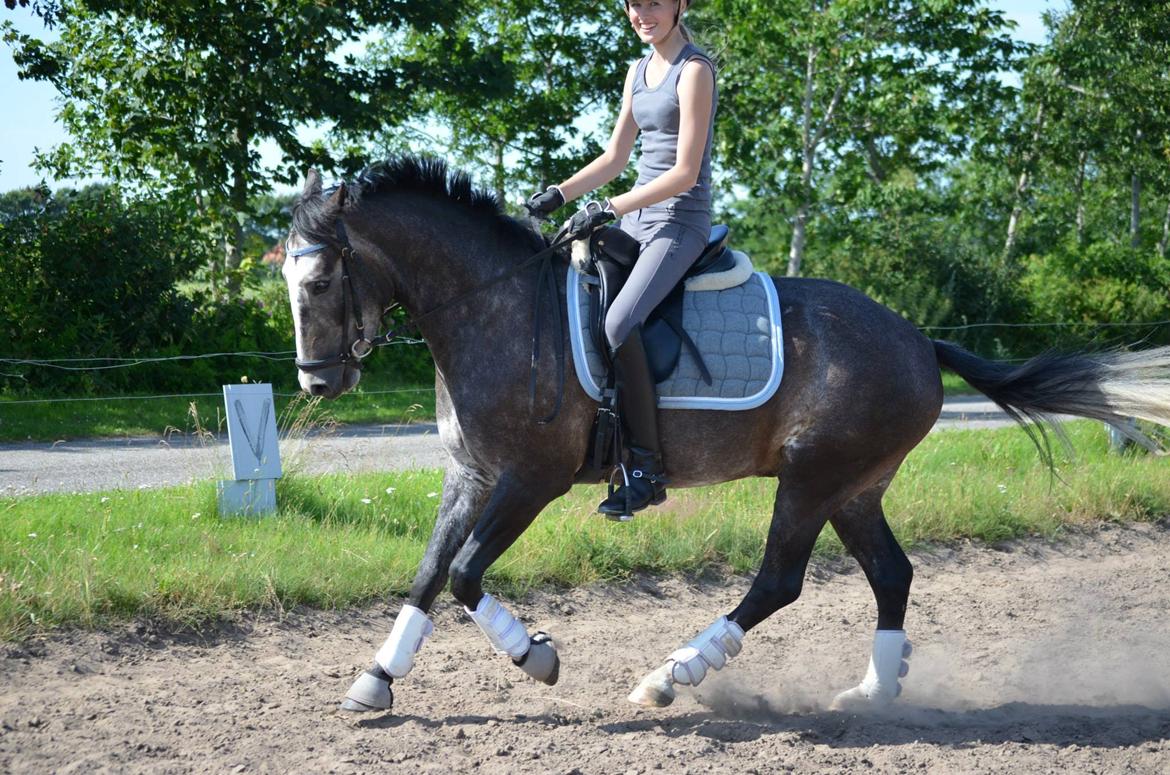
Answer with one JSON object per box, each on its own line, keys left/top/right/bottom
{"left": 600, "top": 211, "right": 708, "bottom": 517}
{"left": 598, "top": 323, "right": 667, "bottom": 516}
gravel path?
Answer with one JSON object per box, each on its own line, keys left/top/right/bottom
{"left": 1, "top": 522, "right": 1168, "bottom": 773}
{"left": 1, "top": 398, "right": 1022, "bottom": 496}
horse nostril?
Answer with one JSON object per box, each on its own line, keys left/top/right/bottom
{"left": 308, "top": 382, "right": 331, "bottom": 397}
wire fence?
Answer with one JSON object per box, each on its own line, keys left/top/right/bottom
{"left": 0, "top": 386, "right": 435, "bottom": 406}
{"left": 3, "top": 319, "right": 1170, "bottom": 405}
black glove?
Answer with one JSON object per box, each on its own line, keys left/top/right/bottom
{"left": 566, "top": 200, "right": 617, "bottom": 239}
{"left": 525, "top": 186, "right": 565, "bottom": 219}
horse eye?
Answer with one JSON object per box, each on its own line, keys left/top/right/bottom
{"left": 311, "top": 279, "right": 331, "bottom": 295}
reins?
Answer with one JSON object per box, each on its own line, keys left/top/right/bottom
{"left": 291, "top": 217, "right": 576, "bottom": 424}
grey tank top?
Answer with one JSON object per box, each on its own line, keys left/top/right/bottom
{"left": 631, "top": 42, "right": 717, "bottom": 213}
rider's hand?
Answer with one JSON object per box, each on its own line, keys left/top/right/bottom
{"left": 567, "top": 200, "right": 617, "bottom": 239}
{"left": 525, "top": 186, "right": 566, "bottom": 219}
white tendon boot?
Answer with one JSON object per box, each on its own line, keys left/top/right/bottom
{"left": 628, "top": 616, "right": 745, "bottom": 707}
{"left": 466, "top": 593, "right": 560, "bottom": 685}
{"left": 341, "top": 605, "right": 434, "bottom": 712}
{"left": 830, "top": 629, "right": 912, "bottom": 712}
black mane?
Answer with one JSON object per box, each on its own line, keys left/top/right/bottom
{"left": 292, "top": 155, "right": 545, "bottom": 251}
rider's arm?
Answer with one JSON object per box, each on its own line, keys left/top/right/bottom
{"left": 606, "top": 59, "right": 714, "bottom": 217}
{"left": 556, "top": 62, "right": 640, "bottom": 202}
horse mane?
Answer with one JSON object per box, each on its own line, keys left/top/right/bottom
{"left": 292, "top": 155, "right": 546, "bottom": 252}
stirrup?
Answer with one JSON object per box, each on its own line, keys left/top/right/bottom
{"left": 599, "top": 463, "right": 667, "bottom": 521}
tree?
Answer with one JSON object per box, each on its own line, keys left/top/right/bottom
{"left": 3, "top": 0, "right": 464, "bottom": 296}
{"left": 694, "top": 0, "right": 1020, "bottom": 276}
{"left": 1007, "top": 1, "right": 1170, "bottom": 260}
{"left": 362, "top": 0, "right": 640, "bottom": 203}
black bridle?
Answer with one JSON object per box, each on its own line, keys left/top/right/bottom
{"left": 289, "top": 215, "right": 578, "bottom": 422}
{"left": 289, "top": 220, "right": 399, "bottom": 373}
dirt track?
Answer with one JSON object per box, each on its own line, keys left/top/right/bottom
{"left": 2, "top": 521, "right": 1169, "bottom": 774}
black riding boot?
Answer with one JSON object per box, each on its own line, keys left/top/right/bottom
{"left": 598, "top": 325, "right": 667, "bottom": 518}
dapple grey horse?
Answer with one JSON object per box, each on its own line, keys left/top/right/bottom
{"left": 282, "top": 157, "right": 1170, "bottom": 714}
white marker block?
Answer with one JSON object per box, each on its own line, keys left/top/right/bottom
{"left": 223, "top": 384, "right": 282, "bottom": 480}
{"left": 217, "top": 478, "right": 277, "bottom": 517}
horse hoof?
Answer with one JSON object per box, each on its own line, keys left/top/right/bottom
{"left": 628, "top": 682, "right": 676, "bottom": 707}
{"left": 628, "top": 664, "right": 676, "bottom": 707}
{"left": 829, "top": 685, "right": 895, "bottom": 713}
{"left": 514, "top": 632, "right": 559, "bottom": 686}
{"left": 340, "top": 669, "right": 393, "bottom": 712}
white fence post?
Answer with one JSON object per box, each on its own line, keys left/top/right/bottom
{"left": 217, "top": 383, "right": 282, "bottom": 516}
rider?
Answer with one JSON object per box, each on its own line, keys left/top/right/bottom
{"left": 526, "top": 0, "right": 717, "bottom": 517}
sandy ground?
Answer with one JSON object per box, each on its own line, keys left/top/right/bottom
{"left": 2, "top": 521, "right": 1169, "bottom": 774}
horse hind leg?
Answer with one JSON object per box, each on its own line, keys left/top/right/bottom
{"left": 827, "top": 483, "right": 915, "bottom": 712}
{"left": 628, "top": 474, "right": 840, "bottom": 707}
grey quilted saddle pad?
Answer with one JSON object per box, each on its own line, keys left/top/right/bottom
{"left": 567, "top": 266, "right": 784, "bottom": 410}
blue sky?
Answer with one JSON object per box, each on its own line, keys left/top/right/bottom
{"left": 0, "top": 1, "right": 1061, "bottom": 192}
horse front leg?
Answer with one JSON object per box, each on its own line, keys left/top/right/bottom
{"left": 340, "top": 463, "right": 493, "bottom": 712}
{"left": 448, "top": 470, "right": 571, "bottom": 686}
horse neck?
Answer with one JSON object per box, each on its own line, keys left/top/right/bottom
{"left": 354, "top": 195, "right": 542, "bottom": 370}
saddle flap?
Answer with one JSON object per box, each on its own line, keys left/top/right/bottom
{"left": 591, "top": 226, "right": 639, "bottom": 267}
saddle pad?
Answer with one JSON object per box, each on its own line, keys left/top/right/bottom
{"left": 568, "top": 266, "right": 784, "bottom": 410}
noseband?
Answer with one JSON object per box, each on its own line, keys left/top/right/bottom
{"left": 289, "top": 220, "right": 399, "bottom": 373}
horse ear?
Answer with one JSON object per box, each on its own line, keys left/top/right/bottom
{"left": 303, "top": 169, "right": 323, "bottom": 197}
{"left": 328, "top": 181, "right": 347, "bottom": 208}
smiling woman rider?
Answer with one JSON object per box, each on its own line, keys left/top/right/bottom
{"left": 526, "top": 0, "right": 717, "bottom": 518}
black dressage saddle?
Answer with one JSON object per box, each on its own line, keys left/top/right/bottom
{"left": 584, "top": 223, "right": 735, "bottom": 385}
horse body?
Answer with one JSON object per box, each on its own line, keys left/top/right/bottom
{"left": 285, "top": 158, "right": 1170, "bottom": 715}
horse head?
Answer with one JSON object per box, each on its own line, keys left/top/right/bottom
{"left": 283, "top": 169, "right": 378, "bottom": 399}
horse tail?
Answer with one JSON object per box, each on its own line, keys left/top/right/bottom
{"left": 932, "top": 339, "right": 1170, "bottom": 462}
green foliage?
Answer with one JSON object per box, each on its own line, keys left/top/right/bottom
{"left": 1020, "top": 240, "right": 1170, "bottom": 349}
{"left": 0, "top": 188, "right": 278, "bottom": 393}
{"left": 3, "top": 0, "right": 463, "bottom": 295}
{"left": 697, "top": 0, "right": 1022, "bottom": 275}
{"left": 363, "top": 0, "right": 640, "bottom": 199}
{"left": 0, "top": 186, "right": 212, "bottom": 392}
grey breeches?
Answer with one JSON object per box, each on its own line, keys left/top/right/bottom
{"left": 605, "top": 208, "right": 711, "bottom": 349}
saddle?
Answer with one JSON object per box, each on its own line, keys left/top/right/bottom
{"left": 582, "top": 223, "right": 737, "bottom": 384}
{"left": 575, "top": 223, "right": 745, "bottom": 477}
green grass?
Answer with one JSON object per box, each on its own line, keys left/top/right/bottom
{"left": 940, "top": 370, "right": 976, "bottom": 396}
{"left": 0, "top": 377, "right": 437, "bottom": 442}
{"left": 2, "top": 371, "right": 972, "bottom": 442}
{"left": 1, "top": 420, "right": 1167, "bottom": 640}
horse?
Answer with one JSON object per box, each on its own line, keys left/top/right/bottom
{"left": 282, "top": 155, "right": 1170, "bottom": 714}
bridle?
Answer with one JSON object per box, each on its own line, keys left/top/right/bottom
{"left": 288, "top": 220, "right": 399, "bottom": 373}
{"left": 288, "top": 211, "right": 578, "bottom": 422}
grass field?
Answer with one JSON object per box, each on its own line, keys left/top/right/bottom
{"left": 1, "top": 420, "right": 1166, "bottom": 640}
{"left": 0, "top": 371, "right": 978, "bottom": 443}
{"left": 0, "top": 378, "right": 437, "bottom": 443}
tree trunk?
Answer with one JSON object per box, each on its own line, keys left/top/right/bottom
{"left": 1002, "top": 102, "right": 1046, "bottom": 263}
{"left": 1075, "top": 149, "right": 1087, "bottom": 245}
{"left": 787, "top": 44, "right": 817, "bottom": 278}
{"left": 223, "top": 159, "right": 249, "bottom": 299}
{"left": 1158, "top": 196, "right": 1170, "bottom": 259}
{"left": 1130, "top": 171, "right": 1142, "bottom": 248}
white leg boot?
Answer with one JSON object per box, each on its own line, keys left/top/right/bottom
{"left": 341, "top": 605, "right": 434, "bottom": 712}
{"left": 628, "top": 616, "right": 745, "bottom": 707}
{"left": 830, "top": 629, "right": 912, "bottom": 711}
{"left": 466, "top": 593, "right": 560, "bottom": 685}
